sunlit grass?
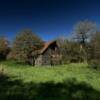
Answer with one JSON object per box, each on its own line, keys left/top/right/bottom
{"left": 1, "top": 61, "right": 100, "bottom": 91}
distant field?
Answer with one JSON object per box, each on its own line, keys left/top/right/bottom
{"left": 0, "top": 61, "right": 100, "bottom": 100}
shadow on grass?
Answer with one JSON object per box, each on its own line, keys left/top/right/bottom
{"left": 0, "top": 74, "right": 100, "bottom": 100}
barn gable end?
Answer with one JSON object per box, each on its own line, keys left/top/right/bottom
{"left": 35, "top": 40, "right": 62, "bottom": 65}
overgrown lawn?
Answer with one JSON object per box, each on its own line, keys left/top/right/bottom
{"left": 0, "top": 61, "right": 100, "bottom": 100}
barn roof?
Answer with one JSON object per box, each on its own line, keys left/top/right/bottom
{"left": 39, "top": 40, "right": 57, "bottom": 54}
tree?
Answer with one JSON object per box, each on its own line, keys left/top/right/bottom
{"left": 57, "top": 38, "right": 70, "bottom": 63}
{"left": 57, "top": 38, "right": 83, "bottom": 64}
{"left": 0, "top": 37, "right": 9, "bottom": 60}
{"left": 73, "top": 20, "right": 97, "bottom": 62}
{"left": 88, "top": 32, "right": 100, "bottom": 69}
{"left": 74, "top": 20, "right": 96, "bottom": 47}
{"left": 8, "top": 29, "right": 43, "bottom": 65}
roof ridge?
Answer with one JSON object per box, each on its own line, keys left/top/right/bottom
{"left": 39, "top": 40, "right": 56, "bottom": 54}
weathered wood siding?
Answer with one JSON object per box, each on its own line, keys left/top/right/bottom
{"left": 35, "top": 55, "right": 43, "bottom": 65}
{"left": 42, "top": 48, "right": 51, "bottom": 65}
{"left": 35, "top": 41, "right": 62, "bottom": 65}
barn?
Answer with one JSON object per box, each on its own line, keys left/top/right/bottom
{"left": 35, "top": 40, "right": 62, "bottom": 65}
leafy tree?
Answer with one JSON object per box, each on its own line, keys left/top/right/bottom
{"left": 0, "top": 37, "right": 9, "bottom": 60}
{"left": 88, "top": 32, "right": 100, "bottom": 69}
{"left": 8, "top": 29, "right": 43, "bottom": 65}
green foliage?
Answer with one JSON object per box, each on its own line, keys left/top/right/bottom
{"left": 87, "top": 32, "right": 100, "bottom": 70}
{"left": 8, "top": 29, "right": 43, "bottom": 64}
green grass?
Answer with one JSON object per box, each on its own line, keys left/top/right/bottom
{"left": 1, "top": 61, "right": 100, "bottom": 90}
{"left": 0, "top": 61, "right": 100, "bottom": 100}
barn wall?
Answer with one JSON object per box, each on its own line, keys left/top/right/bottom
{"left": 41, "top": 46, "right": 62, "bottom": 65}
{"left": 35, "top": 55, "right": 43, "bottom": 65}
{"left": 42, "top": 48, "right": 51, "bottom": 65}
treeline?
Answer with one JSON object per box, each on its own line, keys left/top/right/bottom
{"left": 0, "top": 20, "right": 100, "bottom": 69}
{"left": 57, "top": 20, "right": 100, "bottom": 69}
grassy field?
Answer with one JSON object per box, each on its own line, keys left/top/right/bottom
{"left": 0, "top": 61, "right": 100, "bottom": 100}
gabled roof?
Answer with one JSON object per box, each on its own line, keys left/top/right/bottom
{"left": 39, "top": 40, "right": 56, "bottom": 54}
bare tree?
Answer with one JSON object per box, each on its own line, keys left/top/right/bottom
{"left": 74, "top": 20, "right": 96, "bottom": 48}
{"left": 73, "top": 20, "right": 97, "bottom": 62}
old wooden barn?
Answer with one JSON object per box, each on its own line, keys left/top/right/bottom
{"left": 35, "top": 40, "right": 62, "bottom": 65}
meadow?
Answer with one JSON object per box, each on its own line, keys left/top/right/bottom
{"left": 0, "top": 61, "right": 100, "bottom": 100}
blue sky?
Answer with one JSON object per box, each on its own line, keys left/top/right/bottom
{"left": 0, "top": 0, "right": 100, "bottom": 41}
